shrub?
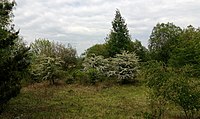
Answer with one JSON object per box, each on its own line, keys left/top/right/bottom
{"left": 86, "top": 68, "right": 102, "bottom": 84}
{"left": 30, "top": 39, "right": 77, "bottom": 71}
{"left": 71, "top": 70, "right": 88, "bottom": 84}
{"left": 83, "top": 52, "right": 139, "bottom": 84}
{"left": 143, "top": 61, "right": 169, "bottom": 118}
{"left": 29, "top": 55, "right": 64, "bottom": 85}
{"left": 110, "top": 51, "right": 139, "bottom": 84}
{"left": 143, "top": 61, "right": 200, "bottom": 119}
{"left": 165, "top": 67, "right": 200, "bottom": 119}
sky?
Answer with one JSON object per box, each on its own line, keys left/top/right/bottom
{"left": 13, "top": 0, "right": 200, "bottom": 55}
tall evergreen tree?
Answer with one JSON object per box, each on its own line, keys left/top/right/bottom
{"left": 0, "top": 0, "right": 30, "bottom": 113}
{"left": 106, "top": 9, "right": 131, "bottom": 57}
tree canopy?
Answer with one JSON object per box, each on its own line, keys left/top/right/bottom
{"left": 106, "top": 9, "right": 132, "bottom": 57}
{"left": 148, "top": 22, "right": 182, "bottom": 64}
{"left": 169, "top": 25, "right": 200, "bottom": 77}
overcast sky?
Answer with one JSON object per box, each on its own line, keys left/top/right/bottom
{"left": 13, "top": 0, "right": 200, "bottom": 55}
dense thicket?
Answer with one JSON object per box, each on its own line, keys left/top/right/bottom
{"left": 29, "top": 39, "right": 77, "bottom": 84}
{"left": 169, "top": 25, "right": 200, "bottom": 77}
{"left": 145, "top": 23, "right": 200, "bottom": 118}
{"left": 0, "top": 0, "right": 30, "bottom": 112}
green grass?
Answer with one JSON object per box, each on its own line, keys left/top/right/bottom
{"left": 0, "top": 82, "right": 187, "bottom": 119}
{"left": 0, "top": 82, "right": 149, "bottom": 119}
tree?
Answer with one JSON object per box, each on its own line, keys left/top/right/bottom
{"left": 148, "top": 22, "right": 182, "bottom": 64}
{"left": 84, "top": 44, "right": 109, "bottom": 58}
{"left": 128, "top": 40, "right": 149, "bottom": 62}
{"left": 0, "top": 0, "right": 30, "bottom": 112}
{"left": 169, "top": 25, "right": 200, "bottom": 77}
{"left": 29, "top": 39, "right": 77, "bottom": 83}
{"left": 30, "top": 39, "right": 77, "bottom": 70}
{"left": 144, "top": 61, "right": 200, "bottom": 119}
{"left": 30, "top": 38, "right": 52, "bottom": 56}
{"left": 106, "top": 9, "right": 132, "bottom": 57}
{"left": 54, "top": 43, "right": 77, "bottom": 70}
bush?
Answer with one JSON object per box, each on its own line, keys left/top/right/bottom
{"left": 30, "top": 39, "right": 77, "bottom": 71}
{"left": 71, "top": 70, "right": 88, "bottom": 84}
{"left": 142, "top": 61, "right": 168, "bottom": 118}
{"left": 65, "top": 75, "right": 74, "bottom": 84}
{"left": 110, "top": 51, "right": 139, "bottom": 84}
{"left": 165, "top": 67, "right": 200, "bottom": 119}
{"left": 29, "top": 56, "right": 64, "bottom": 85}
{"left": 86, "top": 68, "right": 102, "bottom": 84}
{"left": 143, "top": 61, "right": 200, "bottom": 119}
{"left": 83, "top": 52, "right": 139, "bottom": 84}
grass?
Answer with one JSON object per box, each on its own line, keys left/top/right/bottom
{"left": 0, "top": 82, "right": 189, "bottom": 119}
{"left": 0, "top": 82, "right": 149, "bottom": 119}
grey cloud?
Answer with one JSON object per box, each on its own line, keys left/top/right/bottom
{"left": 13, "top": 0, "right": 200, "bottom": 55}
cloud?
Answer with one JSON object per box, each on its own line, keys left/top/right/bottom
{"left": 13, "top": 0, "right": 200, "bottom": 55}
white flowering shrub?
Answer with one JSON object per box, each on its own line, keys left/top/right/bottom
{"left": 83, "top": 52, "right": 139, "bottom": 84}
{"left": 83, "top": 54, "right": 105, "bottom": 71}
{"left": 82, "top": 54, "right": 108, "bottom": 84}
{"left": 110, "top": 51, "right": 139, "bottom": 83}
{"left": 30, "top": 55, "right": 64, "bottom": 84}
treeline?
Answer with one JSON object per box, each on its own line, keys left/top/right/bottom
{"left": 0, "top": 1, "right": 200, "bottom": 118}
{"left": 84, "top": 10, "right": 200, "bottom": 118}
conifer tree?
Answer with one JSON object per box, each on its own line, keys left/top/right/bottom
{"left": 0, "top": 0, "right": 30, "bottom": 113}
{"left": 106, "top": 9, "right": 131, "bottom": 57}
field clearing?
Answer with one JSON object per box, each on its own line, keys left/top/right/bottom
{"left": 0, "top": 82, "right": 184, "bottom": 119}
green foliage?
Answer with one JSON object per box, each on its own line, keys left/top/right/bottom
{"left": 165, "top": 67, "right": 200, "bottom": 119}
{"left": 169, "top": 25, "right": 200, "bottom": 77}
{"left": 128, "top": 40, "right": 149, "bottom": 62}
{"left": 143, "top": 61, "right": 200, "bottom": 119}
{"left": 0, "top": 0, "right": 30, "bottom": 113}
{"left": 83, "top": 55, "right": 106, "bottom": 84}
{"left": 30, "top": 39, "right": 77, "bottom": 70}
{"left": 84, "top": 44, "right": 109, "bottom": 58}
{"left": 148, "top": 22, "right": 182, "bottom": 64}
{"left": 140, "top": 61, "right": 167, "bottom": 119}
{"left": 86, "top": 68, "right": 102, "bottom": 84}
{"left": 85, "top": 9, "right": 148, "bottom": 62}
{"left": 30, "top": 55, "right": 64, "bottom": 85}
{"left": 0, "top": 0, "right": 15, "bottom": 28}
{"left": 30, "top": 39, "right": 52, "bottom": 56}
{"left": 29, "top": 39, "right": 77, "bottom": 84}
{"left": 70, "top": 70, "right": 88, "bottom": 84}
{"left": 146, "top": 23, "right": 200, "bottom": 119}
{"left": 106, "top": 9, "right": 132, "bottom": 57}
{"left": 83, "top": 54, "right": 107, "bottom": 72}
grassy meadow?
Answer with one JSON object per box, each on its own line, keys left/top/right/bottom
{"left": 0, "top": 82, "right": 186, "bottom": 119}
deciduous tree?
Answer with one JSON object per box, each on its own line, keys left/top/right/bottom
{"left": 148, "top": 22, "right": 182, "bottom": 64}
